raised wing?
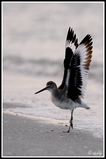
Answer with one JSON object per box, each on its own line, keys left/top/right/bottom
{"left": 66, "top": 34, "right": 93, "bottom": 103}
{"left": 58, "top": 27, "right": 78, "bottom": 89}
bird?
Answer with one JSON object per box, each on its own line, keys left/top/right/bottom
{"left": 35, "top": 27, "right": 93, "bottom": 133}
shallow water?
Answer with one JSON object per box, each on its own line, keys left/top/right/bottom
{"left": 3, "top": 2, "right": 104, "bottom": 138}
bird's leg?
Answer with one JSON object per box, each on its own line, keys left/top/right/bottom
{"left": 70, "top": 109, "right": 74, "bottom": 129}
{"left": 63, "top": 110, "right": 74, "bottom": 133}
{"left": 67, "top": 109, "right": 74, "bottom": 133}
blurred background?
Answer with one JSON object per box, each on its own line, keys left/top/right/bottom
{"left": 3, "top": 2, "right": 103, "bottom": 81}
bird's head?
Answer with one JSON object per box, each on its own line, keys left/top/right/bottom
{"left": 35, "top": 81, "right": 57, "bottom": 94}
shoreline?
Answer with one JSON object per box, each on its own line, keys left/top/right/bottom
{"left": 3, "top": 104, "right": 103, "bottom": 157}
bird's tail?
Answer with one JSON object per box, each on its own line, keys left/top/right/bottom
{"left": 81, "top": 101, "right": 90, "bottom": 109}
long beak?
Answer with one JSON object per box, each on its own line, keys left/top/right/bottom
{"left": 35, "top": 86, "right": 50, "bottom": 94}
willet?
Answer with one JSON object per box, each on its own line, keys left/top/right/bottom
{"left": 35, "top": 27, "right": 93, "bottom": 133}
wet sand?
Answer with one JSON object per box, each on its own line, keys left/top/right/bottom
{"left": 3, "top": 107, "right": 103, "bottom": 157}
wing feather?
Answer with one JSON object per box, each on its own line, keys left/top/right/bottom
{"left": 58, "top": 27, "right": 78, "bottom": 89}
{"left": 66, "top": 34, "right": 93, "bottom": 102}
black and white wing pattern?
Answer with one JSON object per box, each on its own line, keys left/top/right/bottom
{"left": 66, "top": 34, "right": 93, "bottom": 103}
{"left": 58, "top": 27, "right": 78, "bottom": 89}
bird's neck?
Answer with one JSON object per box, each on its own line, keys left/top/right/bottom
{"left": 51, "top": 88, "right": 59, "bottom": 98}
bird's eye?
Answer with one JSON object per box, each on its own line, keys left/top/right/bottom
{"left": 47, "top": 84, "right": 51, "bottom": 88}
{"left": 48, "top": 84, "right": 51, "bottom": 87}
{"left": 48, "top": 84, "right": 52, "bottom": 88}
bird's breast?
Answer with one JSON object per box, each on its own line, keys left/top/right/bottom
{"left": 51, "top": 94, "right": 73, "bottom": 110}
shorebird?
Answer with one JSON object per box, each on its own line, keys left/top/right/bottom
{"left": 35, "top": 27, "right": 93, "bottom": 133}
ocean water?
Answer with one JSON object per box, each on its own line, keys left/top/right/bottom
{"left": 3, "top": 2, "right": 104, "bottom": 138}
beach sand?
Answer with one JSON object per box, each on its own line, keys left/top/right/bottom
{"left": 3, "top": 104, "right": 103, "bottom": 157}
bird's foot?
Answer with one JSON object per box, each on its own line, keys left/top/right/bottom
{"left": 63, "top": 126, "right": 71, "bottom": 133}
{"left": 63, "top": 130, "right": 70, "bottom": 133}
{"left": 63, "top": 121, "right": 73, "bottom": 133}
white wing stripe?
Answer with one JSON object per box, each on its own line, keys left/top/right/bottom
{"left": 74, "top": 43, "right": 91, "bottom": 98}
{"left": 66, "top": 40, "right": 76, "bottom": 53}
{"left": 66, "top": 69, "right": 70, "bottom": 87}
